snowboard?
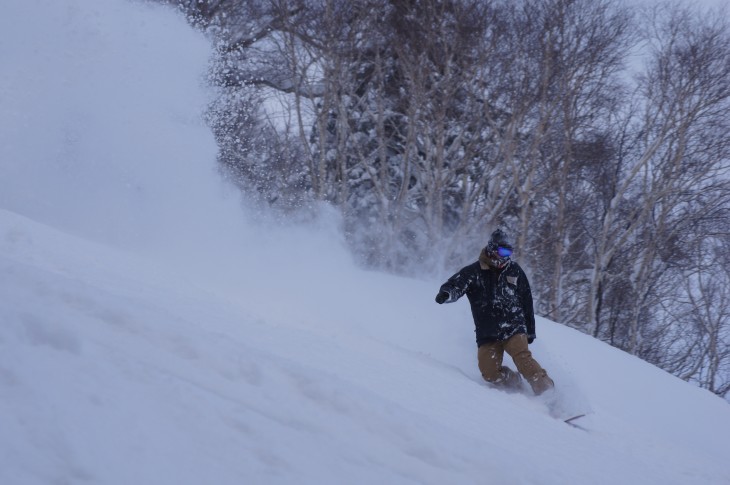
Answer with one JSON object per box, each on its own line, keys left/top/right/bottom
{"left": 562, "top": 413, "right": 588, "bottom": 429}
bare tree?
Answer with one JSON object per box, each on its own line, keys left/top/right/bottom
{"left": 499, "top": 0, "right": 633, "bottom": 323}
{"left": 649, "top": 241, "right": 730, "bottom": 399}
{"left": 584, "top": 4, "right": 730, "bottom": 352}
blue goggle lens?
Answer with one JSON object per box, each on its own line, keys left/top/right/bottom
{"left": 497, "top": 246, "right": 513, "bottom": 258}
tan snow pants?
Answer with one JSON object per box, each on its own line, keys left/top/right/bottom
{"left": 477, "top": 333, "right": 554, "bottom": 395}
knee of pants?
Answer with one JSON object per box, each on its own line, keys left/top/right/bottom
{"left": 478, "top": 347, "right": 502, "bottom": 382}
{"left": 513, "top": 349, "right": 534, "bottom": 364}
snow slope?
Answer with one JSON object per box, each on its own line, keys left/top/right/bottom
{"left": 1, "top": 1, "right": 729, "bottom": 484}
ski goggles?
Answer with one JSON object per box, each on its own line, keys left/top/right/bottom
{"left": 496, "top": 246, "right": 513, "bottom": 258}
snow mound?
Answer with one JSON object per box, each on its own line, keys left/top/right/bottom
{"left": 2, "top": 207, "right": 730, "bottom": 485}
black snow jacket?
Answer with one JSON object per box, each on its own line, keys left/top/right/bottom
{"left": 439, "top": 257, "right": 535, "bottom": 347}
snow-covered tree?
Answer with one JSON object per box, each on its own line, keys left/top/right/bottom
{"left": 164, "top": 0, "right": 730, "bottom": 400}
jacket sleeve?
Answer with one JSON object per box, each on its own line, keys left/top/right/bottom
{"left": 519, "top": 267, "right": 536, "bottom": 336}
{"left": 439, "top": 265, "right": 475, "bottom": 303}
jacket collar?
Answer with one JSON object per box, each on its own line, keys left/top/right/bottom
{"left": 479, "top": 247, "right": 511, "bottom": 271}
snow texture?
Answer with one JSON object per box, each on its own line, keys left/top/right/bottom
{"left": 1, "top": 1, "right": 729, "bottom": 484}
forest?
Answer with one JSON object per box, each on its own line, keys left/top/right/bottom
{"left": 159, "top": 0, "right": 729, "bottom": 399}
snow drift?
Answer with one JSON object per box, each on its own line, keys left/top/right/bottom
{"left": 1, "top": 1, "right": 729, "bottom": 484}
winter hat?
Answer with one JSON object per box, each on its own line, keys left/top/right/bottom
{"left": 487, "top": 229, "right": 513, "bottom": 250}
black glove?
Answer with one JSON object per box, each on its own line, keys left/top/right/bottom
{"left": 527, "top": 334, "right": 536, "bottom": 344}
{"left": 435, "top": 291, "right": 449, "bottom": 304}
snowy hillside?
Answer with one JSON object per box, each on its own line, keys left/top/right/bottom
{"left": 1, "top": 1, "right": 729, "bottom": 484}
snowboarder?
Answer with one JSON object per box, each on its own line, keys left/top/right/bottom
{"left": 435, "top": 229, "right": 554, "bottom": 395}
